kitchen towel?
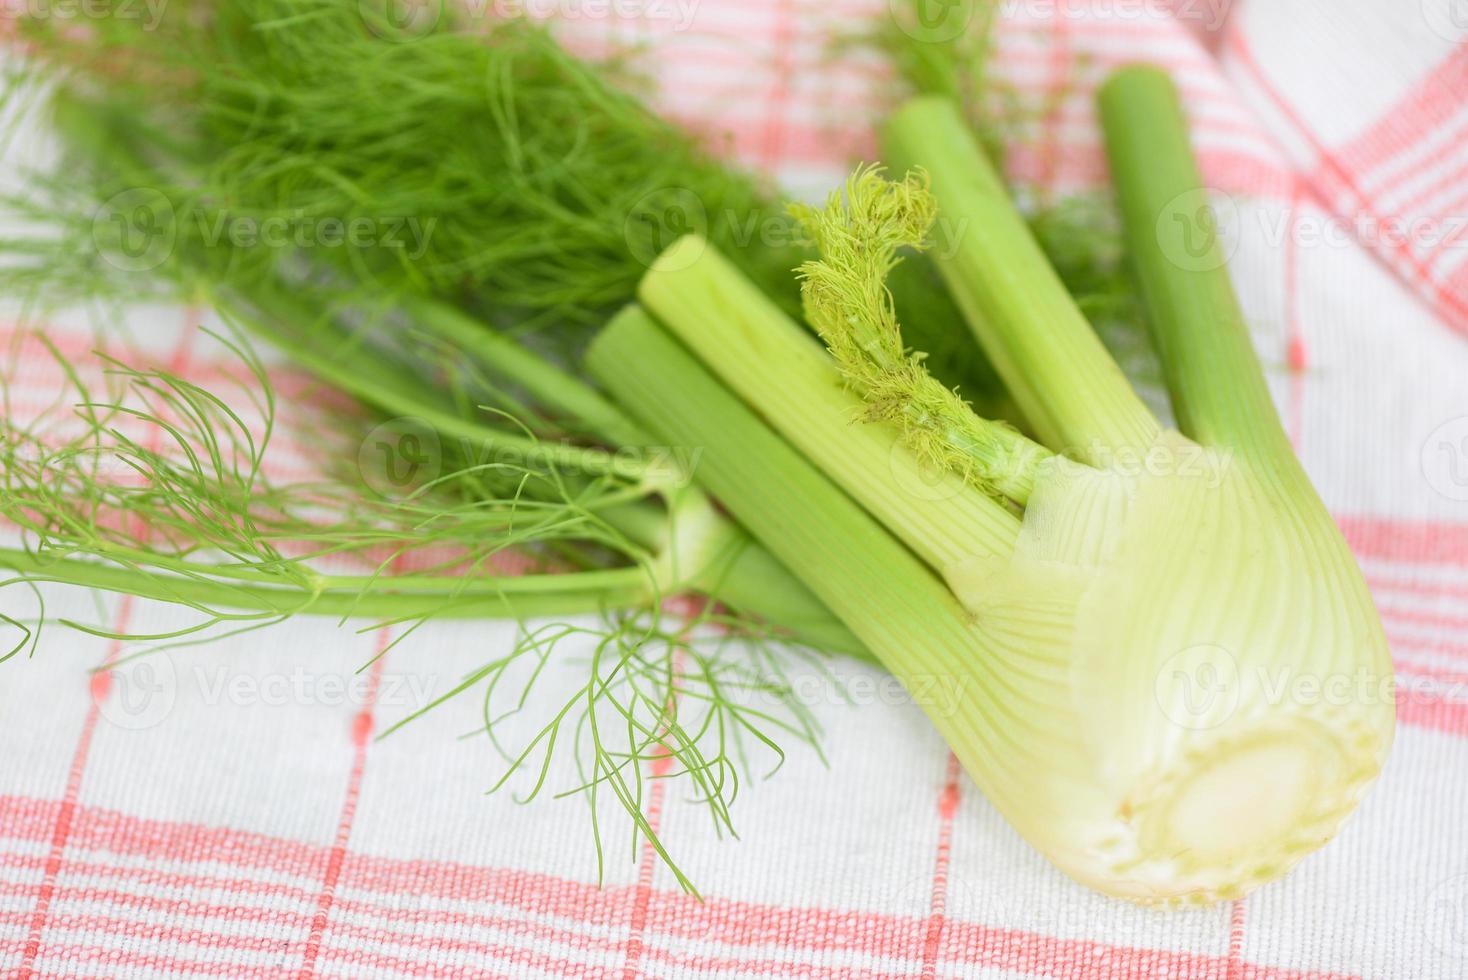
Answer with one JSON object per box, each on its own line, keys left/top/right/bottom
{"left": 2, "top": 1, "right": 1467, "bottom": 977}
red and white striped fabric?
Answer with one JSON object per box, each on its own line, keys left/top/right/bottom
{"left": 4, "top": 1, "right": 1468, "bottom": 977}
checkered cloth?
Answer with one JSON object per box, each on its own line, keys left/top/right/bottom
{"left": 4, "top": 1, "right": 1468, "bottom": 977}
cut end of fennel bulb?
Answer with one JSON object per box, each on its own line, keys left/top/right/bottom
{"left": 941, "top": 431, "right": 1395, "bottom": 905}
{"left": 1083, "top": 710, "right": 1385, "bottom": 904}
{"left": 1126, "top": 718, "right": 1375, "bottom": 894}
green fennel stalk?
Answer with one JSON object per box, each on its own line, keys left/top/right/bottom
{"left": 884, "top": 97, "right": 1160, "bottom": 458}
{"left": 1098, "top": 65, "right": 1298, "bottom": 467}
{"left": 595, "top": 81, "right": 1394, "bottom": 901}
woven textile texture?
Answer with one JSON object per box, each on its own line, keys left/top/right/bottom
{"left": 3, "top": 0, "right": 1468, "bottom": 977}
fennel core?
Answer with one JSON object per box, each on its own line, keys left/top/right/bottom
{"left": 589, "top": 76, "right": 1394, "bottom": 904}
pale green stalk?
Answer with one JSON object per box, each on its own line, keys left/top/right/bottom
{"left": 882, "top": 96, "right": 1160, "bottom": 459}
{"left": 0, "top": 548, "right": 651, "bottom": 623}
{"left": 220, "top": 287, "right": 863, "bottom": 655}
{"left": 637, "top": 242, "right": 1021, "bottom": 575}
{"left": 586, "top": 308, "right": 1000, "bottom": 748}
{"left": 1098, "top": 66, "right": 1297, "bottom": 469}
{"left": 229, "top": 288, "right": 647, "bottom": 481}
{"left": 398, "top": 297, "right": 651, "bottom": 448}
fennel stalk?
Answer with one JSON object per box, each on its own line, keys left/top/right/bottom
{"left": 590, "top": 84, "right": 1394, "bottom": 902}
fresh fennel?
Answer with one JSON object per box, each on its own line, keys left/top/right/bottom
{"left": 588, "top": 78, "right": 1394, "bottom": 903}
{"left": 0, "top": 0, "right": 1362, "bottom": 904}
